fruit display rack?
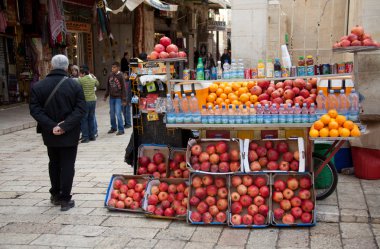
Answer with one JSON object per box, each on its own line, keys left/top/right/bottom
{"left": 167, "top": 123, "right": 313, "bottom": 130}
{"left": 332, "top": 46, "right": 380, "bottom": 53}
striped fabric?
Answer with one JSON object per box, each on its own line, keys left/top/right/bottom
{"left": 78, "top": 75, "right": 99, "bottom": 101}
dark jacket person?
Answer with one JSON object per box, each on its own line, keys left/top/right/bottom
{"left": 29, "top": 54, "right": 86, "bottom": 211}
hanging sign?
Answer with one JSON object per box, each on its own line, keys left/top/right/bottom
{"left": 207, "top": 20, "right": 226, "bottom": 31}
{"left": 66, "top": 21, "right": 91, "bottom": 33}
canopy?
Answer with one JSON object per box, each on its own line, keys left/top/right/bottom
{"left": 209, "top": 0, "right": 231, "bottom": 8}
{"left": 106, "top": 0, "right": 178, "bottom": 14}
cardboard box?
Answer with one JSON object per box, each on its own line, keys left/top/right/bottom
{"left": 137, "top": 144, "right": 170, "bottom": 177}
{"left": 243, "top": 138, "right": 305, "bottom": 173}
{"left": 270, "top": 172, "right": 316, "bottom": 227}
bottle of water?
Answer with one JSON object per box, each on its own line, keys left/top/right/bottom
{"left": 309, "top": 103, "right": 317, "bottom": 123}
{"left": 189, "top": 93, "right": 201, "bottom": 123}
{"left": 238, "top": 59, "right": 244, "bottom": 79}
{"left": 223, "top": 60, "right": 230, "bottom": 79}
{"left": 293, "top": 103, "right": 302, "bottom": 123}
{"left": 338, "top": 89, "right": 349, "bottom": 116}
{"left": 256, "top": 104, "right": 264, "bottom": 123}
{"left": 228, "top": 104, "right": 236, "bottom": 124}
{"left": 214, "top": 105, "right": 222, "bottom": 124}
{"left": 230, "top": 59, "right": 237, "bottom": 79}
{"left": 286, "top": 103, "right": 294, "bottom": 123}
{"left": 278, "top": 104, "right": 286, "bottom": 123}
{"left": 173, "top": 94, "right": 183, "bottom": 123}
{"left": 270, "top": 104, "right": 279, "bottom": 123}
{"left": 181, "top": 94, "right": 192, "bottom": 123}
{"left": 235, "top": 105, "right": 242, "bottom": 124}
{"left": 348, "top": 89, "right": 360, "bottom": 122}
{"left": 165, "top": 94, "right": 176, "bottom": 124}
{"left": 207, "top": 106, "right": 215, "bottom": 124}
{"left": 241, "top": 105, "right": 249, "bottom": 124}
{"left": 301, "top": 103, "right": 309, "bottom": 123}
{"left": 201, "top": 105, "right": 208, "bottom": 124}
{"left": 327, "top": 90, "right": 339, "bottom": 111}
{"left": 249, "top": 104, "right": 257, "bottom": 124}
{"left": 263, "top": 104, "right": 271, "bottom": 124}
{"left": 217, "top": 61, "right": 223, "bottom": 80}
{"left": 221, "top": 105, "right": 229, "bottom": 124}
{"left": 316, "top": 90, "right": 327, "bottom": 118}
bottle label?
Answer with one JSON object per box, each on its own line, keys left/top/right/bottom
{"left": 301, "top": 114, "right": 309, "bottom": 123}
{"left": 196, "top": 68, "right": 204, "bottom": 80}
{"left": 258, "top": 68, "right": 265, "bottom": 78}
{"left": 214, "top": 115, "right": 222, "bottom": 124}
{"left": 309, "top": 114, "right": 317, "bottom": 123}
{"left": 167, "top": 113, "right": 176, "bottom": 124}
{"left": 264, "top": 115, "right": 271, "bottom": 124}
{"left": 176, "top": 114, "right": 184, "bottom": 123}
{"left": 201, "top": 115, "right": 208, "bottom": 124}
{"left": 228, "top": 116, "right": 236, "bottom": 124}
{"left": 242, "top": 117, "right": 249, "bottom": 124}
{"left": 307, "top": 65, "right": 314, "bottom": 76}
{"left": 235, "top": 116, "right": 243, "bottom": 124}
{"left": 294, "top": 114, "right": 301, "bottom": 123}
{"left": 208, "top": 116, "right": 215, "bottom": 124}
{"left": 297, "top": 66, "right": 306, "bottom": 76}
{"left": 271, "top": 115, "right": 279, "bottom": 123}
{"left": 222, "top": 116, "right": 229, "bottom": 124}
{"left": 286, "top": 114, "right": 294, "bottom": 123}
{"left": 274, "top": 70, "right": 281, "bottom": 78}
{"left": 279, "top": 115, "right": 286, "bottom": 123}
{"left": 256, "top": 115, "right": 264, "bottom": 124}
{"left": 249, "top": 115, "right": 257, "bottom": 124}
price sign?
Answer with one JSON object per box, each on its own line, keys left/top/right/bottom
{"left": 147, "top": 111, "right": 159, "bottom": 121}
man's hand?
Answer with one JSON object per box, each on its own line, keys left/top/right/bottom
{"left": 53, "top": 126, "right": 64, "bottom": 135}
{"left": 122, "top": 100, "right": 127, "bottom": 106}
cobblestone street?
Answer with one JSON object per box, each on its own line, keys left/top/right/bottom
{"left": 0, "top": 101, "right": 379, "bottom": 249}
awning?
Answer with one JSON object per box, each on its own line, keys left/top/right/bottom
{"left": 106, "top": 0, "right": 178, "bottom": 14}
{"left": 209, "top": 0, "right": 231, "bottom": 8}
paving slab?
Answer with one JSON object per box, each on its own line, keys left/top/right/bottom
{"left": 340, "top": 208, "right": 369, "bottom": 223}
{"left": 316, "top": 204, "right": 340, "bottom": 222}
{"left": 0, "top": 233, "right": 40, "bottom": 245}
{"left": 0, "top": 214, "right": 57, "bottom": 224}
{"left": 342, "top": 238, "right": 378, "bottom": 249}
{"left": 0, "top": 245, "right": 57, "bottom": 249}
{"left": 0, "top": 206, "right": 50, "bottom": 215}
{"left": 277, "top": 228, "right": 310, "bottom": 248}
{"left": 57, "top": 224, "right": 108, "bottom": 236}
{"left": 183, "top": 241, "right": 215, "bottom": 249}
{"left": 310, "top": 234, "right": 343, "bottom": 249}
{"left": 0, "top": 198, "right": 40, "bottom": 206}
{"left": 102, "top": 227, "right": 159, "bottom": 239}
{"left": 78, "top": 200, "right": 104, "bottom": 208}
{"left": 30, "top": 234, "right": 104, "bottom": 247}
{"left": 316, "top": 191, "right": 338, "bottom": 206}
{"left": 217, "top": 228, "right": 249, "bottom": 246}
{"left": 0, "top": 222, "right": 63, "bottom": 234}
{"left": 155, "top": 223, "right": 196, "bottom": 241}
{"left": 310, "top": 222, "right": 340, "bottom": 235}
{"left": 102, "top": 216, "right": 170, "bottom": 229}
{"left": 366, "top": 194, "right": 380, "bottom": 207}
{"left": 190, "top": 226, "right": 223, "bottom": 243}
{"left": 43, "top": 206, "right": 95, "bottom": 215}
{"left": 247, "top": 228, "right": 279, "bottom": 248}
{"left": 93, "top": 236, "right": 131, "bottom": 249}
{"left": 49, "top": 214, "right": 107, "bottom": 226}
{"left": 340, "top": 223, "right": 373, "bottom": 239}
{"left": 125, "top": 238, "right": 158, "bottom": 248}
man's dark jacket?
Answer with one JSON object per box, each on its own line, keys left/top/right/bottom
{"left": 30, "top": 69, "right": 86, "bottom": 147}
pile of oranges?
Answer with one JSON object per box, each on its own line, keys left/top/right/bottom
{"left": 206, "top": 82, "right": 257, "bottom": 109}
{"left": 309, "top": 109, "right": 361, "bottom": 138}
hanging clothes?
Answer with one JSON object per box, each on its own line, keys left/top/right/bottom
{"left": 0, "top": 10, "right": 6, "bottom": 33}
{"left": 49, "top": 0, "right": 66, "bottom": 45}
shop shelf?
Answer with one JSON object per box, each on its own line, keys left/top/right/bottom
{"left": 332, "top": 46, "right": 380, "bottom": 53}
{"left": 166, "top": 123, "right": 313, "bottom": 130}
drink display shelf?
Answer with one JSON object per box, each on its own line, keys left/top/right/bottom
{"left": 309, "top": 137, "right": 358, "bottom": 141}
{"left": 332, "top": 46, "right": 380, "bottom": 53}
{"left": 166, "top": 123, "right": 312, "bottom": 130}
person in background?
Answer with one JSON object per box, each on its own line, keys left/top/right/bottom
{"left": 29, "top": 54, "right": 86, "bottom": 211}
{"left": 204, "top": 52, "right": 216, "bottom": 70}
{"left": 122, "top": 72, "right": 132, "bottom": 128}
{"left": 139, "top": 52, "right": 148, "bottom": 61}
{"left": 220, "top": 49, "right": 231, "bottom": 65}
{"left": 103, "top": 61, "right": 126, "bottom": 135}
{"left": 78, "top": 65, "right": 99, "bottom": 143}
{"left": 70, "top": 65, "right": 80, "bottom": 79}
{"left": 120, "top": 52, "right": 130, "bottom": 73}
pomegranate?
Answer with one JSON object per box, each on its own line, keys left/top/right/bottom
{"left": 150, "top": 51, "right": 159, "bottom": 60}
{"left": 138, "top": 156, "right": 151, "bottom": 167}
{"left": 333, "top": 42, "right": 341, "bottom": 48}
{"left": 351, "top": 25, "right": 364, "bottom": 37}
{"left": 168, "top": 51, "right": 178, "bottom": 58}
{"left": 159, "top": 51, "right": 169, "bottom": 59}
{"left": 340, "top": 39, "right": 351, "bottom": 47}
{"left": 178, "top": 51, "right": 187, "bottom": 58}
{"left": 166, "top": 44, "right": 179, "bottom": 53}
{"left": 348, "top": 33, "right": 358, "bottom": 42}
{"left": 363, "top": 38, "right": 374, "bottom": 46}
{"left": 160, "top": 36, "right": 171, "bottom": 47}
{"left": 362, "top": 33, "right": 372, "bottom": 40}
{"left": 154, "top": 44, "right": 165, "bottom": 53}
{"left": 351, "top": 40, "right": 362, "bottom": 46}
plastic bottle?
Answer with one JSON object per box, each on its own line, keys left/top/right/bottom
{"left": 196, "top": 57, "right": 204, "bottom": 80}
{"left": 293, "top": 103, "right": 302, "bottom": 123}
{"left": 230, "top": 59, "right": 237, "bottom": 79}
{"left": 309, "top": 103, "right": 317, "bottom": 123}
{"left": 201, "top": 105, "right": 208, "bottom": 124}
{"left": 217, "top": 61, "right": 223, "bottom": 80}
{"left": 223, "top": 60, "right": 230, "bottom": 79}
{"left": 281, "top": 45, "right": 292, "bottom": 69}
{"left": 235, "top": 105, "right": 242, "bottom": 124}
{"left": 306, "top": 55, "right": 314, "bottom": 76}
{"left": 286, "top": 103, "right": 294, "bottom": 123}
{"left": 241, "top": 105, "right": 249, "bottom": 124}
{"left": 173, "top": 94, "right": 183, "bottom": 123}
{"left": 214, "top": 105, "right": 222, "bottom": 124}
{"left": 348, "top": 89, "right": 359, "bottom": 122}
{"left": 301, "top": 103, "right": 309, "bottom": 123}
{"left": 257, "top": 59, "right": 265, "bottom": 78}
{"left": 338, "top": 89, "right": 350, "bottom": 116}
{"left": 228, "top": 104, "right": 236, "bottom": 124}
{"left": 238, "top": 59, "right": 245, "bottom": 79}
{"left": 211, "top": 66, "right": 217, "bottom": 80}
{"left": 274, "top": 58, "right": 282, "bottom": 78}
{"left": 165, "top": 94, "right": 176, "bottom": 124}
{"left": 190, "top": 93, "right": 201, "bottom": 123}
{"left": 221, "top": 104, "right": 229, "bottom": 124}
{"left": 316, "top": 90, "right": 327, "bottom": 118}
{"left": 263, "top": 104, "right": 271, "bottom": 124}
{"left": 249, "top": 104, "right": 257, "bottom": 124}
{"left": 278, "top": 103, "right": 286, "bottom": 123}
{"left": 297, "top": 56, "right": 306, "bottom": 76}
{"left": 327, "top": 90, "right": 339, "bottom": 111}
{"left": 266, "top": 59, "right": 274, "bottom": 78}
{"left": 256, "top": 104, "right": 264, "bottom": 123}
{"left": 270, "top": 104, "right": 279, "bottom": 123}
{"left": 207, "top": 106, "right": 215, "bottom": 124}
{"left": 181, "top": 94, "right": 192, "bottom": 123}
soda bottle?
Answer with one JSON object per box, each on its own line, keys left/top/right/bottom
{"left": 211, "top": 67, "right": 217, "bottom": 80}
{"left": 228, "top": 104, "right": 236, "bottom": 124}
{"left": 309, "top": 103, "right": 317, "bottom": 123}
{"left": 214, "top": 105, "right": 222, "bottom": 124}
{"left": 266, "top": 59, "right": 274, "bottom": 78}
{"left": 256, "top": 104, "right": 264, "bottom": 123}
{"left": 338, "top": 89, "right": 349, "bottom": 116}
{"left": 270, "top": 104, "right": 279, "bottom": 123}
{"left": 297, "top": 56, "right": 306, "bottom": 76}
{"left": 257, "top": 59, "right": 265, "bottom": 78}
{"left": 278, "top": 103, "right": 287, "bottom": 123}
{"left": 181, "top": 94, "right": 192, "bottom": 123}
{"left": 221, "top": 104, "right": 229, "bottom": 124}
{"left": 263, "top": 104, "right": 271, "bottom": 124}
{"left": 274, "top": 58, "right": 282, "bottom": 78}
{"left": 207, "top": 106, "right": 215, "bottom": 124}
{"left": 249, "top": 104, "right": 257, "bottom": 124}
{"left": 348, "top": 89, "right": 360, "bottom": 122}
{"left": 306, "top": 55, "right": 314, "bottom": 76}
{"left": 241, "top": 105, "right": 249, "bottom": 124}
{"left": 223, "top": 60, "right": 230, "bottom": 79}
{"left": 301, "top": 103, "right": 309, "bottom": 123}
{"left": 165, "top": 94, "right": 176, "bottom": 124}
{"left": 201, "top": 105, "right": 208, "bottom": 124}
{"left": 190, "top": 93, "right": 201, "bottom": 123}
{"left": 196, "top": 57, "right": 204, "bottom": 80}
{"left": 286, "top": 103, "right": 294, "bottom": 123}
{"left": 316, "top": 90, "right": 327, "bottom": 118}
{"left": 327, "top": 90, "right": 339, "bottom": 110}
{"left": 235, "top": 105, "right": 242, "bottom": 124}
{"left": 217, "top": 61, "right": 223, "bottom": 80}
{"left": 293, "top": 103, "right": 302, "bottom": 123}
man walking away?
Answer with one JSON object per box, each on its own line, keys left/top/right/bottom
{"left": 104, "top": 61, "right": 127, "bottom": 135}
{"left": 120, "top": 52, "right": 130, "bottom": 73}
{"left": 122, "top": 72, "right": 132, "bottom": 128}
{"left": 29, "top": 54, "right": 86, "bottom": 211}
{"left": 78, "top": 65, "right": 99, "bottom": 143}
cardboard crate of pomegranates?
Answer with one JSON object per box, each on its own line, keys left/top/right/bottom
{"left": 243, "top": 138, "right": 305, "bottom": 173}
{"left": 137, "top": 144, "right": 170, "bottom": 178}
{"left": 228, "top": 173, "right": 271, "bottom": 228}
{"left": 271, "top": 172, "right": 316, "bottom": 227}
{"left": 142, "top": 178, "right": 189, "bottom": 220}
{"left": 187, "top": 172, "right": 230, "bottom": 225}
{"left": 168, "top": 148, "right": 190, "bottom": 179}
{"left": 186, "top": 138, "right": 244, "bottom": 174}
{"left": 105, "top": 174, "right": 150, "bottom": 213}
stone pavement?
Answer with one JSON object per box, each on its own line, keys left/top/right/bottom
{"left": 0, "top": 100, "right": 379, "bottom": 249}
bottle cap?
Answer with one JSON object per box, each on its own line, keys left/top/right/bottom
{"left": 299, "top": 56, "right": 304, "bottom": 60}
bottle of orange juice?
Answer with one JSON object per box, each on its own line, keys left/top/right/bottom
{"left": 257, "top": 60, "right": 265, "bottom": 78}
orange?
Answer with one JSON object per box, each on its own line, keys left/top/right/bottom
{"left": 231, "top": 100, "right": 240, "bottom": 106}
{"left": 319, "top": 128, "right": 330, "bottom": 137}
{"left": 247, "top": 82, "right": 255, "bottom": 90}
{"left": 218, "top": 83, "right": 226, "bottom": 90}
{"left": 232, "top": 82, "right": 241, "bottom": 91}
{"left": 320, "top": 114, "right": 331, "bottom": 125}
{"left": 224, "top": 99, "right": 231, "bottom": 105}
{"left": 215, "top": 98, "right": 224, "bottom": 105}
{"left": 206, "top": 94, "right": 216, "bottom": 103}
{"left": 336, "top": 115, "right": 346, "bottom": 126}
{"left": 216, "top": 88, "right": 224, "bottom": 96}
{"left": 250, "top": 95, "right": 258, "bottom": 103}
{"left": 328, "top": 121, "right": 339, "bottom": 130}
{"left": 309, "top": 129, "right": 319, "bottom": 137}
{"left": 245, "top": 101, "right": 252, "bottom": 107}
{"left": 228, "top": 93, "right": 238, "bottom": 102}
{"left": 343, "top": 120, "right": 354, "bottom": 130}
{"left": 339, "top": 128, "right": 351, "bottom": 137}
{"left": 353, "top": 124, "right": 359, "bottom": 130}
{"left": 239, "top": 93, "right": 249, "bottom": 103}
{"left": 328, "top": 109, "right": 338, "bottom": 118}
{"left": 220, "top": 93, "right": 227, "bottom": 100}
{"left": 313, "top": 120, "right": 324, "bottom": 130}
{"left": 238, "top": 87, "right": 248, "bottom": 96}
{"left": 351, "top": 128, "right": 361, "bottom": 137}
{"left": 209, "top": 83, "right": 218, "bottom": 93}
{"left": 223, "top": 86, "right": 233, "bottom": 94}
{"left": 242, "top": 82, "right": 248, "bottom": 88}
{"left": 329, "top": 129, "right": 339, "bottom": 137}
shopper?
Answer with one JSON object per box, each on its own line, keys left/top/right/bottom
{"left": 78, "top": 65, "right": 99, "bottom": 143}
{"left": 70, "top": 65, "right": 80, "bottom": 79}
{"left": 122, "top": 72, "right": 132, "bottom": 128}
{"left": 204, "top": 52, "right": 216, "bottom": 70}
{"left": 29, "top": 54, "right": 86, "bottom": 211}
{"left": 103, "top": 61, "right": 127, "bottom": 135}
{"left": 120, "top": 52, "right": 130, "bottom": 73}
{"left": 220, "top": 49, "right": 231, "bottom": 65}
